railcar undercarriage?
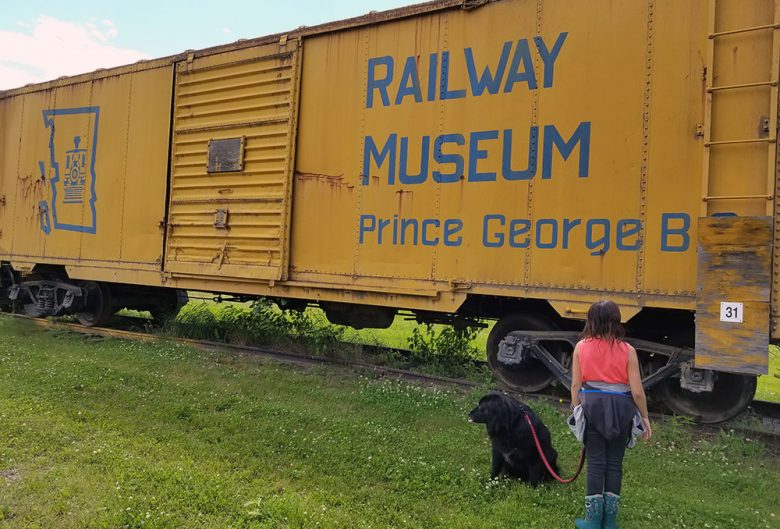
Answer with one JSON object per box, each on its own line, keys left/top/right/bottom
{"left": 486, "top": 312, "right": 757, "bottom": 424}
{"left": 0, "top": 264, "right": 759, "bottom": 424}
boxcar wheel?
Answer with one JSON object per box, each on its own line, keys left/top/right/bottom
{"left": 150, "top": 290, "right": 188, "bottom": 324}
{"left": 486, "top": 312, "right": 564, "bottom": 393}
{"left": 654, "top": 371, "right": 756, "bottom": 424}
{"left": 75, "top": 281, "right": 113, "bottom": 327}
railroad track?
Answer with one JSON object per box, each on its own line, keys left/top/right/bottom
{"left": 6, "top": 313, "right": 780, "bottom": 452}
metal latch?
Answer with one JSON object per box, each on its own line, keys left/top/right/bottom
{"left": 760, "top": 116, "right": 771, "bottom": 136}
{"left": 214, "top": 209, "right": 229, "bottom": 229}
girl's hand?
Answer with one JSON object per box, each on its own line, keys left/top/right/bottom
{"left": 641, "top": 416, "right": 652, "bottom": 440}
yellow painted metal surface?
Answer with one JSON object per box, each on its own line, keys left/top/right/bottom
{"left": 0, "top": 64, "right": 173, "bottom": 274}
{"left": 292, "top": 0, "right": 778, "bottom": 313}
{"left": 165, "top": 41, "right": 301, "bottom": 281}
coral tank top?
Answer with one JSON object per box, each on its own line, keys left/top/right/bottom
{"left": 578, "top": 338, "right": 629, "bottom": 385}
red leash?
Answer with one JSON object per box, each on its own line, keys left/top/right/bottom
{"left": 523, "top": 412, "right": 586, "bottom": 484}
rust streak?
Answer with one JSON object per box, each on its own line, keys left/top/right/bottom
{"left": 295, "top": 171, "right": 346, "bottom": 186}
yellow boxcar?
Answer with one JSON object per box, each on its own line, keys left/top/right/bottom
{"left": 1, "top": 0, "right": 778, "bottom": 422}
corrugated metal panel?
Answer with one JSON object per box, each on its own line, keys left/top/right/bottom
{"left": 165, "top": 40, "right": 301, "bottom": 281}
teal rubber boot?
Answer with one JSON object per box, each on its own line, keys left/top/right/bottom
{"left": 574, "top": 494, "right": 604, "bottom": 529}
{"left": 602, "top": 492, "right": 621, "bottom": 529}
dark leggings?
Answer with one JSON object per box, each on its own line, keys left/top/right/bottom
{"left": 585, "top": 425, "right": 628, "bottom": 495}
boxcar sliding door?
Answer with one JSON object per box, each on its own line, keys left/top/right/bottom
{"left": 164, "top": 39, "right": 301, "bottom": 281}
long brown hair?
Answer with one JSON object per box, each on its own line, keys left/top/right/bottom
{"left": 581, "top": 300, "right": 625, "bottom": 343}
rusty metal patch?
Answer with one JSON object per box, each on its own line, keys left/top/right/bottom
{"left": 695, "top": 216, "right": 771, "bottom": 375}
{"left": 207, "top": 137, "right": 244, "bottom": 173}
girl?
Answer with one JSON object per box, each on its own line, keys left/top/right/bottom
{"left": 570, "top": 300, "right": 652, "bottom": 529}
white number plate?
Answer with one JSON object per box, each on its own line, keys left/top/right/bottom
{"left": 720, "top": 302, "right": 744, "bottom": 323}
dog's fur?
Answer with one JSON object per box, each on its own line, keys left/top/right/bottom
{"left": 469, "top": 392, "right": 559, "bottom": 486}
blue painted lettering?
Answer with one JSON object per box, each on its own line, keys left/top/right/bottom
{"left": 367, "top": 56, "right": 393, "bottom": 108}
{"left": 586, "top": 218, "right": 610, "bottom": 256}
{"left": 359, "top": 215, "right": 376, "bottom": 244}
{"left": 362, "top": 134, "right": 397, "bottom": 185}
{"left": 616, "top": 219, "right": 641, "bottom": 250}
{"left": 433, "top": 134, "right": 465, "bottom": 183}
{"left": 399, "top": 136, "right": 429, "bottom": 185}
{"left": 468, "top": 130, "right": 498, "bottom": 182}
{"left": 422, "top": 218, "right": 440, "bottom": 246}
{"left": 661, "top": 213, "right": 690, "bottom": 252}
{"left": 363, "top": 125, "right": 591, "bottom": 185}
{"left": 509, "top": 219, "right": 531, "bottom": 248}
{"left": 366, "top": 33, "right": 569, "bottom": 109}
{"left": 533, "top": 32, "right": 568, "bottom": 88}
{"left": 427, "top": 53, "right": 438, "bottom": 102}
{"left": 503, "top": 39, "right": 537, "bottom": 92}
{"left": 444, "top": 219, "right": 463, "bottom": 246}
{"left": 542, "top": 122, "right": 591, "bottom": 179}
{"left": 395, "top": 56, "right": 423, "bottom": 105}
{"left": 502, "top": 127, "right": 538, "bottom": 180}
{"left": 536, "top": 218, "right": 558, "bottom": 249}
{"left": 400, "top": 217, "right": 419, "bottom": 244}
{"left": 360, "top": 214, "right": 692, "bottom": 253}
{"left": 440, "top": 50, "right": 467, "bottom": 100}
{"left": 465, "top": 42, "right": 512, "bottom": 96}
{"left": 561, "top": 218, "right": 581, "bottom": 248}
{"left": 483, "top": 214, "right": 505, "bottom": 247}
{"left": 378, "top": 217, "right": 391, "bottom": 244}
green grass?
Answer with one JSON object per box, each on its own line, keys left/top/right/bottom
{"left": 756, "top": 346, "right": 780, "bottom": 402}
{"left": 0, "top": 317, "right": 778, "bottom": 529}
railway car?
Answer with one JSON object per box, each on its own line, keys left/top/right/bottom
{"left": 1, "top": 0, "right": 778, "bottom": 422}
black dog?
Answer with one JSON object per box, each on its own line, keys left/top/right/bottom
{"left": 469, "top": 392, "right": 559, "bottom": 486}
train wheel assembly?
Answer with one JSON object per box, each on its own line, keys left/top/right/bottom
{"left": 653, "top": 367, "right": 756, "bottom": 424}
{"left": 21, "top": 274, "right": 48, "bottom": 318}
{"left": 149, "top": 290, "right": 189, "bottom": 324}
{"left": 75, "top": 281, "right": 113, "bottom": 327}
{"left": 486, "top": 312, "right": 567, "bottom": 393}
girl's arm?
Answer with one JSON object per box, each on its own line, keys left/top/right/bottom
{"left": 627, "top": 344, "right": 653, "bottom": 439}
{"left": 570, "top": 342, "right": 582, "bottom": 408}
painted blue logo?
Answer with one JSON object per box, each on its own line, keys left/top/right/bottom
{"left": 63, "top": 136, "right": 87, "bottom": 205}
{"left": 39, "top": 106, "right": 100, "bottom": 234}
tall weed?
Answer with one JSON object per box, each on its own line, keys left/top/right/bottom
{"left": 165, "top": 299, "right": 344, "bottom": 353}
{"left": 407, "top": 324, "right": 481, "bottom": 364}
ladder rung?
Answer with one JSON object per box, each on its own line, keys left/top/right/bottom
{"left": 709, "top": 23, "right": 780, "bottom": 39}
{"left": 705, "top": 137, "right": 776, "bottom": 146}
{"left": 702, "top": 194, "right": 773, "bottom": 201}
{"left": 708, "top": 80, "right": 777, "bottom": 92}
